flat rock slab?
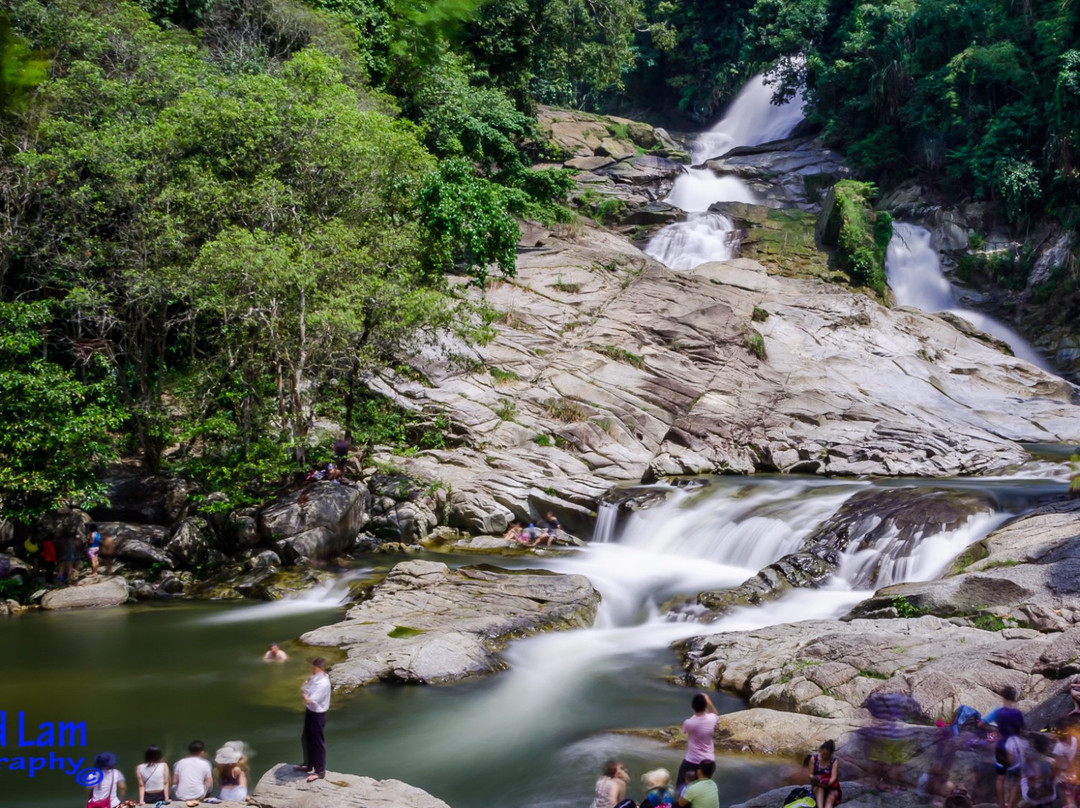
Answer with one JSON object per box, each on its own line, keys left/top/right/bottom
{"left": 629, "top": 707, "right": 861, "bottom": 757}
{"left": 254, "top": 763, "right": 450, "bottom": 808}
{"left": 40, "top": 576, "right": 130, "bottom": 610}
{"left": 302, "top": 559, "right": 599, "bottom": 689}
{"left": 679, "top": 616, "right": 1080, "bottom": 724}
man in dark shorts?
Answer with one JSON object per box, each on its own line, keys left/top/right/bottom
{"left": 984, "top": 686, "right": 1025, "bottom": 808}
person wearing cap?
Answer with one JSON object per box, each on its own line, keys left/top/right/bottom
{"left": 172, "top": 740, "right": 212, "bottom": 802}
{"left": 86, "top": 751, "right": 125, "bottom": 808}
{"left": 296, "top": 657, "right": 331, "bottom": 782}
{"left": 215, "top": 741, "right": 249, "bottom": 801}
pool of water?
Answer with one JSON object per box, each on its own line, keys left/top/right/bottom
{"left": 0, "top": 575, "right": 783, "bottom": 808}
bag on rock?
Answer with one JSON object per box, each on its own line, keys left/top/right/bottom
{"left": 782, "top": 786, "right": 816, "bottom": 808}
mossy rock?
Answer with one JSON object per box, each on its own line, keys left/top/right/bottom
{"left": 816, "top": 180, "right": 893, "bottom": 298}
{"left": 711, "top": 201, "right": 840, "bottom": 281}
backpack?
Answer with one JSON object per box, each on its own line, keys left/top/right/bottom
{"left": 783, "top": 786, "right": 816, "bottom": 808}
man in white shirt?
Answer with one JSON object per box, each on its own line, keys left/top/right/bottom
{"left": 296, "top": 657, "right": 331, "bottom": 782}
{"left": 172, "top": 740, "right": 212, "bottom": 801}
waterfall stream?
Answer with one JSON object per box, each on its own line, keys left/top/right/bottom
{"left": 886, "top": 222, "right": 1051, "bottom": 370}
{"left": 645, "top": 73, "right": 805, "bottom": 270}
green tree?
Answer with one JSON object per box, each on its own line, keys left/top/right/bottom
{"left": 0, "top": 301, "right": 123, "bottom": 523}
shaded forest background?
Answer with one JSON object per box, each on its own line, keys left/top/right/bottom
{"left": 1, "top": 0, "right": 1078, "bottom": 524}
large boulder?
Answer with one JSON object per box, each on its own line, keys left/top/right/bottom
{"left": 95, "top": 522, "right": 170, "bottom": 547}
{"left": 114, "top": 538, "right": 173, "bottom": 569}
{"left": 260, "top": 482, "right": 370, "bottom": 561}
{"left": 253, "top": 763, "right": 450, "bottom": 808}
{"left": 165, "top": 517, "right": 215, "bottom": 568}
{"left": 94, "top": 473, "right": 193, "bottom": 524}
{"left": 678, "top": 615, "right": 1080, "bottom": 724}
{"left": 41, "top": 576, "right": 130, "bottom": 610}
{"left": 704, "top": 136, "right": 853, "bottom": 211}
{"left": 447, "top": 489, "right": 512, "bottom": 535}
{"left": 301, "top": 559, "right": 599, "bottom": 689}
{"left": 366, "top": 474, "right": 440, "bottom": 543}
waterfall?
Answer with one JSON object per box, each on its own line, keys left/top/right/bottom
{"left": 641, "top": 212, "right": 738, "bottom": 268}
{"left": 591, "top": 501, "right": 619, "bottom": 543}
{"left": 886, "top": 223, "right": 1051, "bottom": 369}
{"left": 645, "top": 73, "right": 805, "bottom": 270}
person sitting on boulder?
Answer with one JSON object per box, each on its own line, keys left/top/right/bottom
{"left": 503, "top": 522, "right": 524, "bottom": 546}
{"left": 808, "top": 740, "right": 842, "bottom": 808}
{"left": 529, "top": 511, "right": 562, "bottom": 547}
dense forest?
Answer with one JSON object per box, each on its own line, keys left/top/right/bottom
{"left": 1, "top": 0, "right": 1078, "bottom": 524}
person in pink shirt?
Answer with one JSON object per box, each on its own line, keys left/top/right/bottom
{"left": 677, "top": 693, "right": 719, "bottom": 792}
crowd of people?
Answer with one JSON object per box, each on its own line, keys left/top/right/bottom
{"left": 589, "top": 683, "right": 1080, "bottom": 808}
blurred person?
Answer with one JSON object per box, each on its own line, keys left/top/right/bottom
{"left": 172, "top": 740, "right": 212, "bottom": 802}
{"left": 136, "top": 744, "right": 169, "bottom": 805}
{"left": 678, "top": 760, "right": 718, "bottom": 808}
{"left": 214, "top": 742, "right": 248, "bottom": 801}
{"left": 640, "top": 768, "right": 674, "bottom": 808}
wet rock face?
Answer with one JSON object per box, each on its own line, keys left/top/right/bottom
{"left": 805, "top": 487, "right": 997, "bottom": 588}
{"left": 703, "top": 136, "right": 853, "bottom": 212}
{"left": 301, "top": 559, "right": 599, "bottom": 689}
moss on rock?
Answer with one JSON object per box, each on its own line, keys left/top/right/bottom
{"left": 817, "top": 180, "right": 893, "bottom": 298}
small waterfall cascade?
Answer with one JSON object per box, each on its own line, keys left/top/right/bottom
{"left": 640, "top": 212, "right": 739, "bottom": 269}
{"left": 645, "top": 73, "right": 805, "bottom": 270}
{"left": 200, "top": 568, "right": 373, "bottom": 623}
{"left": 886, "top": 223, "right": 1051, "bottom": 369}
{"left": 591, "top": 501, "right": 619, "bottom": 543}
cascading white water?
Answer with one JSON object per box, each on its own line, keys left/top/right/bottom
{"left": 887, "top": 223, "right": 1051, "bottom": 369}
{"left": 641, "top": 212, "right": 738, "bottom": 268}
{"left": 591, "top": 501, "right": 619, "bottom": 543}
{"left": 645, "top": 73, "right": 805, "bottom": 269}
{"left": 200, "top": 568, "right": 373, "bottom": 623}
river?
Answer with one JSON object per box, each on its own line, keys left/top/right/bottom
{"left": 3, "top": 72, "right": 1077, "bottom": 808}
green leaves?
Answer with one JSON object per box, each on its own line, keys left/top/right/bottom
{"left": 419, "top": 157, "right": 520, "bottom": 284}
{"left": 0, "top": 302, "right": 123, "bottom": 523}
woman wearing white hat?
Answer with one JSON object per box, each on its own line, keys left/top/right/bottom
{"left": 214, "top": 742, "right": 248, "bottom": 802}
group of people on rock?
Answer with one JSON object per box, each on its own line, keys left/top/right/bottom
{"left": 588, "top": 693, "right": 727, "bottom": 808}
{"left": 85, "top": 740, "right": 249, "bottom": 807}
{"left": 17, "top": 522, "right": 112, "bottom": 586}
{"left": 504, "top": 512, "right": 563, "bottom": 547}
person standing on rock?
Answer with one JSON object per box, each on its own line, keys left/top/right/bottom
{"left": 296, "top": 657, "right": 331, "bottom": 782}
{"left": 677, "top": 693, "right": 719, "bottom": 791}
{"left": 983, "top": 686, "right": 1025, "bottom": 808}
